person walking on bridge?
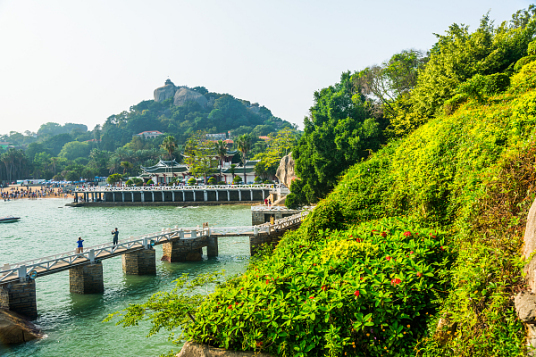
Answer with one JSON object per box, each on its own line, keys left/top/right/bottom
{"left": 112, "top": 228, "right": 119, "bottom": 246}
{"left": 76, "top": 237, "right": 84, "bottom": 254}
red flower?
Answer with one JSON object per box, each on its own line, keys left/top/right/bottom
{"left": 321, "top": 285, "right": 327, "bottom": 291}
{"left": 410, "top": 251, "right": 414, "bottom": 254}
{"left": 386, "top": 256, "right": 392, "bottom": 261}
{"left": 404, "top": 231, "right": 412, "bottom": 237}
{"left": 440, "top": 246, "right": 445, "bottom": 251}
{"left": 309, "top": 296, "right": 314, "bottom": 299}
{"left": 417, "top": 272, "right": 423, "bottom": 278}
{"left": 429, "top": 233, "right": 436, "bottom": 238}
{"left": 228, "top": 305, "right": 233, "bottom": 309}
{"left": 381, "top": 232, "right": 387, "bottom": 238}
{"left": 356, "top": 238, "right": 361, "bottom": 243}
{"left": 354, "top": 290, "right": 360, "bottom": 297}
{"left": 391, "top": 278, "right": 402, "bottom": 285}
{"left": 349, "top": 235, "right": 353, "bottom": 238}
{"left": 266, "top": 279, "right": 269, "bottom": 284}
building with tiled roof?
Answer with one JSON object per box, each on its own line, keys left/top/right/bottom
{"left": 136, "top": 131, "right": 164, "bottom": 139}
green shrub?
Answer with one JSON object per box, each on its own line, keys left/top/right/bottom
{"left": 217, "top": 181, "right": 227, "bottom": 185}
{"left": 233, "top": 176, "right": 242, "bottom": 184}
{"left": 146, "top": 179, "right": 154, "bottom": 185}
{"left": 443, "top": 93, "right": 469, "bottom": 115}
{"left": 528, "top": 40, "right": 536, "bottom": 56}
{"left": 188, "top": 177, "right": 197, "bottom": 185}
{"left": 482, "top": 73, "right": 510, "bottom": 94}
{"left": 514, "top": 55, "right": 536, "bottom": 72}
{"left": 254, "top": 176, "right": 262, "bottom": 183}
{"left": 186, "top": 218, "right": 451, "bottom": 356}
{"left": 125, "top": 179, "right": 134, "bottom": 186}
{"left": 208, "top": 177, "right": 216, "bottom": 185}
{"left": 284, "top": 193, "right": 300, "bottom": 209}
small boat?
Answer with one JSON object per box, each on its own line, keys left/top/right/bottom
{"left": 0, "top": 216, "right": 20, "bottom": 223}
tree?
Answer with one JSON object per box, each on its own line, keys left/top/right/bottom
{"left": 59, "top": 141, "right": 91, "bottom": 160}
{"left": 214, "top": 140, "right": 227, "bottom": 181}
{"left": 236, "top": 134, "right": 251, "bottom": 183}
{"left": 230, "top": 164, "right": 236, "bottom": 180}
{"left": 253, "top": 128, "right": 299, "bottom": 178}
{"left": 183, "top": 131, "right": 217, "bottom": 184}
{"left": 108, "top": 156, "right": 121, "bottom": 174}
{"left": 120, "top": 161, "right": 133, "bottom": 174}
{"left": 292, "top": 72, "right": 382, "bottom": 205}
{"left": 161, "top": 135, "right": 178, "bottom": 160}
{"left": 107, "top": 173, "right": 123, "bottom": 185}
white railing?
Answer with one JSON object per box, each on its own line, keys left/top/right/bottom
{"left": 74, "top": 184, "right": 279, "bottom": 193}
{"left": 0, "top": 209, "right": 311, "bottom": 284}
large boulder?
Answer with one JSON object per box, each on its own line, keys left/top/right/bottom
{"left": 154, "top": 79, "right": 177, "bottom": 102}
{"left": 0, "top": 309, "right": 42, "bottom": 345}
{"left": 275, "top": 153, "right": 298, "bottom": 188}
{"left": 174, "top": 87, "right": 208, "bottom": 108}
{"left": 177, "top": 341, "right": 273, "bottom": 357}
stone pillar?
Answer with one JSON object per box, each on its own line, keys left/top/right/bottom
{"left": 122, "top": 249, "right": 156, "bottom": 275}
{"left": 262, "top": 190, "right": 265, "bottom": 200}
{"left": 69, "top": 262, "right": 104, "bottom": 294}
{"left": 216, "top": 190, "right": 219, "bottom": 201}
{"left": 141, "top": 191, "right": 145, "bottom": 202}
{"left": 122, "top": 192, "right": 125, "bottom": 202}
{"left": 193, "top": 191, "right": 196, "bottom": 202}
{"left": 182, "top": 191, "right": 185, "bottom": 201}
{"left": 250, "top": 189, "right": 253, "bottom": 201}
{"left": 113, "top": 192, "right": 115, "bottom": 202}
{"left": 162, "top": 191, "right": 165, "bottom": 202}
{"left": 131, "top": 192, "right": 134, "bottom": 202}
{"left": 227, "top": 190, "right": 230, "bottom": 201}
{"left": 152, "top": 192, "right": 155, "bottom": 202}
{"left": 207, "top": 236, "right": 218, "bottom": 257}
{"left": 161, "top": 241, "right": 203, "bottom": 262}
{"left": 172, "top": 191, "right": 175, "bottom": 202}
{"left": 0, "top": 280, "right": 37, "bottom": 318}
{"left": 204, "top": 191, "right": 207, "bottom": 201}
{"left": 239, "top": 190, "right": 242, "bottom": 201}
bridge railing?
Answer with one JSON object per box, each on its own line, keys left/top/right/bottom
{"left": 0, "top": 209, "right": 311, "bottom": 284}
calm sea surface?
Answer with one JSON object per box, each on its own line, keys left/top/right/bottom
{"left": 0, "top": 199, "right": 252, "bottom": 357}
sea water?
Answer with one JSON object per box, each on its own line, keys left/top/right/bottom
{"left": 0, "top": 199, "right": 252, "bottom": 357}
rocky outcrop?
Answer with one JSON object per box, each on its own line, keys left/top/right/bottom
{"left": 0, "top": 309, "right": 42, "bottom": 345}
{"left": 154, "top": 79, "right": 177, "bottom": 102}
{"left": 275, "top": 153, "right": 298, "bottom": 189}
{"left": 174, "top": 87, "right": 208, "bottom": 108}
{"left": 176, "top": 341, "right": 273, "bottom": 357}
{"left": 515, "top": 197, "right": 536, "bottom": 354}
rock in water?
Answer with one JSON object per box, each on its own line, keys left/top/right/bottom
{"left": 154, "top": 79, "right": 177, "bottom": 102}
{"left": 174, "top": 87, "right": 208, "bottom": 108}
{"left": 275, "top": 153, "right": 298, "bottom": 188}
{"left": 0, "top": 309, "right": 42, "bottom": 345}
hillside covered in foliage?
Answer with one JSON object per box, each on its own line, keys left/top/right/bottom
{"left": 109, "top": 6, "right": 536, "bottom": 357}
{"left": 0, "top": 83, "right": 295, "bottom": 182}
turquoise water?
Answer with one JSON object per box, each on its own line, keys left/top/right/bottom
{"left": 0, "top": 199, "right": 252, "bottom": 357}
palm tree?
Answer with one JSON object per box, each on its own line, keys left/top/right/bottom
{"left": 214, "top": 140, "right": 227, "bottom": 182}
{"left": 120, "top": 161, "right": 133, "bottom": 174}
{"left": 236, "top": 134, "right": 251, "bottom": 184}
{"left": 108, "top": 156, "right": 121, "bottom": 174}
{"left": 161, "top": 135, "right": 178, "bottom": 160}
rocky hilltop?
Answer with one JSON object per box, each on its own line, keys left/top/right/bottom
{"left": 153, "top": 79, "right": 208, "bottom": 108}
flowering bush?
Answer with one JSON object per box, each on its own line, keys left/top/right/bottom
{"left": 185, "top": 218, "right": 451, "bottom": 356}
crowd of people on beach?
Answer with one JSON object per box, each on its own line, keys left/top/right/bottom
{"left": 1, "top": 186, "right": 69, "bottom": 201}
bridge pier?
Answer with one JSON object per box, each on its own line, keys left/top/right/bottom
{"left": 122, "top": 249, "right": 156, "bottom": 275}
{"left": 162, "top": 241, "right": 203, "bottom": 262}
{"left": 69, "top": 262, "right": 104, "bottom": 294}
{"left": 207, "top": 236, "right": 218, "bottom": 258}
{"left": 0, "top": 280, "right": 37, "bottom": 318}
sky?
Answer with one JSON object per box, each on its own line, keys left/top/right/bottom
{"left": 0, "top": 0, "right": 533, "bottom": 135}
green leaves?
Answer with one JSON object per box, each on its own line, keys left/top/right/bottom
{"left": 185, "top": 219, "right": 451, "bottom": 356}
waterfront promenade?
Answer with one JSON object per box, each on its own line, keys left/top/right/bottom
{"left": 71, "top": 183, "right": 288, "bottom": 206}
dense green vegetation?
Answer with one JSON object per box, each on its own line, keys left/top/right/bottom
{"left": 108, "top": 6, "right": 536, "bottom": 357}
{"left": 288, "top": 6, "right": 536, "bottom": 206}
{"left": 0, "top": 87, "right": 295, "bottom": 183}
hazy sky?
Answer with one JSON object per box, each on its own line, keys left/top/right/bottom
{"left": 0, "top": 0, "right": 533, "bottom": 135}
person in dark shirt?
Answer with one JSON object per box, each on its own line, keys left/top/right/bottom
{"left": 76, "top": 237, "right": 84, "bottom": 254}
{"left": 112, "top": 228, "right": 119, "bottom": 246}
